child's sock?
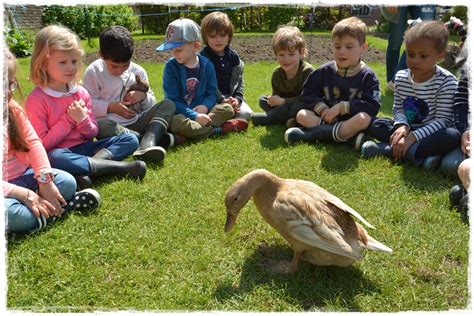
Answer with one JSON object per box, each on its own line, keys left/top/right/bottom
{"left": 213, "top": 127, "right": 223, "bottom": 135}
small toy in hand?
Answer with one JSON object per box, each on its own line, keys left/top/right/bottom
{"left": 123, "top": 74, "right": 150, "bottom": 113}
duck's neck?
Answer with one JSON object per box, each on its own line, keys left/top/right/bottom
{"left": 243, "top": 169, "right": 280, "bottom": 197}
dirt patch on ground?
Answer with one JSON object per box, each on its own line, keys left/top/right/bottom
{"left": 85, "top": 34, "right": 385, "bottom": 65}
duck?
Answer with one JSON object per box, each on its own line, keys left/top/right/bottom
{"left": 224, "top": 169, "right": 392, "bottom": 273}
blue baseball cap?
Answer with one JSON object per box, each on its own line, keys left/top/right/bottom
{"left": 156, "top": 18, "right": 201, "bottom": 51}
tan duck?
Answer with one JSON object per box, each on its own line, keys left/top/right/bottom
{"left": 224, "top": 169, "right": 392, "bottom": 273}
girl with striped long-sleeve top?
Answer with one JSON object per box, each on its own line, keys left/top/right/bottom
{"left": 363, "top": 21, "right": 461, "bottom": 167}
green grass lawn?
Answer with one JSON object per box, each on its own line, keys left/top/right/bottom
{"left": 6, "top": 34, "right": 470, "bottom": 312}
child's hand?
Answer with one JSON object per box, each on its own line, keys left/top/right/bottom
{"left": 24, "top": 189, "right": 59, "bottom": 219}
{"left": 108, "top": 101, "right": 136, "bottom": 119}
{"left": 392, "top": 133, "right": 416, "bottom": 160}
{"left": 123, "top": 90, "right": 146, "bottom": 105}
{"left": 390, "top": 125, "right": 410, "bottom": 148}
{"left": 461, "top": 130, "right": 470, "bottom": 155}
{"left": 195, "top": 113, "right": 211, "bottom": 126}
{"left": 224, "top": 97, "right": 240, "bottom": 112}
{"left": 267, "top": 95, "right": 284, "bottom": 107}
{"left": 67, "top": 100, "right": 88, "bottom": 123}
{"left": 321, "top": 103, "right": 341, "bottom": 124}
{"left": 193, "top": 105, "right": 209, "bottom": 114}
{"left": 38, "top": 181, "right": 66, "bottom": 217}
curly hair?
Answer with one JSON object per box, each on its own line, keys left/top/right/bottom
{"left": 404, "top": 21, "right": 449, "bottom": 53}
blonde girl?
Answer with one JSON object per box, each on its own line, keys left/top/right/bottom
{"left": 25, "top": 25, "right": 146, "bottom": 188}
{"left": 3, "top": 46, "right": 101, "bottom": 233}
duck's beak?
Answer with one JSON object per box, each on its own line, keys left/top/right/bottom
{"left": 224, "top": 213, "right": 236, "bottom": 232}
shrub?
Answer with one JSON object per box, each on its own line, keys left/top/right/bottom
{"left": 4, "top": 27, "right": 33, "bottom": 57}
{"left": 42, "top": 5, "right": 139, "bottom": 38}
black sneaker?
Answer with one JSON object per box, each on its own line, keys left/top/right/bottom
{"left": 64, "top": 189, "right": 101, "bottom": 214}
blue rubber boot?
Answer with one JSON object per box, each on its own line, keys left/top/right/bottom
{"left": 360, "top": 141, "right": 392, "bottom": 158}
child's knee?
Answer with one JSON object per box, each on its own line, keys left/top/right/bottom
{"left": 458, "top": 158, "right": 472, "bottom": 187}
{"left": 296, "top": 109, "right": 309, "bottom": 124}
{"left": 157, "top": 99, "right": 176, "bottom": 115}
{"left": 52, "top": 169, "right": 76, "bottom": 200}
{"left": 353, "top": 112, "right": 372, "bottom": 129}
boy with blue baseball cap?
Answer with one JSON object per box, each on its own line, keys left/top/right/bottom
{"left": 157, "top": 18, "right": 248, "bottom": 140}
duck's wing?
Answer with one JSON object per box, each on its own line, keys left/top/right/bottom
{"left": 297, "top": 180, "right": 375, "bottom": 229}
{"left": 274, "top": 189, "right": 363, "bottom": 260}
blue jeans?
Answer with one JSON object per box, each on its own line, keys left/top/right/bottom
{"left": 386, "top": 5, "right": 436, "bottom": 82}
{"left": 366, "top": 117, "right": 461, "bottom": 164}
{"left": 48, "top": 133, "right": 138, "bottom": 175}
{"left": 5, "top": 168, "right": 76, "bottom": 233}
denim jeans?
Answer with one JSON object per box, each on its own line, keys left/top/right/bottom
{"left": 5, "top": 168, "right": 76, "bottom": 233}
{"left": 366, "top": 117, "right": 461, "bottom": 162}
{"left": 386, "top": 5, "right": 436, "bottom": 82}
{"left": 48, "top": 133, "right": 139, "bottom": 175}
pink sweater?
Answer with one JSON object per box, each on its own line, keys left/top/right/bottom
{"left": 25, "top": 85, "right": 98, "bottom": 152}
{"left": 2, "top": 100, "right": 53, "bottom": 196}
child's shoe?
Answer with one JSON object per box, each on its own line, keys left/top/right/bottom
{"left": 422, "top": 155, "right": 442, "bottom": 172}
{"left": 222, "top": 119, "right": 248, "bottom": 134}
{"left": 459, "top": 194, "right": 469, "bottom": 223}
{"left": 158, "top": 132, "right": 186, "bottom": 148}
{"left": 285, "top": 118, "right": 298, "bottom": 128}
{"left": 63, "top": 188, "right": 101, "bottom": 214}
{"left": 75, "top": 175, "right": 92, "bottom": 190}
{"left": 284, "top": 127, "right": 307, "bottom": 144}
{"left": 346, "top": 132, "right": 368, "bottom": 151}
{"left": 449, "top": 184, "right": 465, "bottom": 207}
{"left": 251, "top": 113, "right": 270, "bottom": 126}
{"left": 360, "top": 141, "right": 392, "bottom": 158}
{"left": 132, "top": 146, "right": 166, "bottom": 162}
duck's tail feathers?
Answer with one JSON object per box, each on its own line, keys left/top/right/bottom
{"left": 366, "top": 235, "right": 393, "bottom": 253}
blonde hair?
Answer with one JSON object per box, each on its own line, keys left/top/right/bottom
{"left": 201, "top": 12, "right": 234, "bottom": 45}
{"left": 272, "top": 25, "right": 306, "bottom": 57}
{"left": 29, "top": 24, "right": 84, "bottom": 87}
{"left": 332, "top": 17, "right": 367, "bottom": 45}
{"left": 4, "top": 46, "right": 29, "bottom": 152}
{"left": 404, "top": 21, "right": 449, "bottom": 53}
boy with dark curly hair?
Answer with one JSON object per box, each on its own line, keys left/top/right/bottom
{"left": 83, "top": 26, "right": 176, "bottom": 163}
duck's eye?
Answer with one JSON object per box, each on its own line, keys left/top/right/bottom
{"left": 233, "top": 196, "right": 238, "bottom": 202}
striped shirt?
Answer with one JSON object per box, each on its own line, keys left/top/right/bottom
{"left": 453, "top": 65, "right": 469, "bottom": 133}
{"left": 393, "top": 66, "right": 458, "bottom": 141}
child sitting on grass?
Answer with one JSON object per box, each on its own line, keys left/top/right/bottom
{"left": 285, "top": 17, "right": 380, "bottom": 150}
{"left": 251, "top": 25, "right": 314, "bottom": 128}
{"left": 200, "top": 11, "right": 253, "bottom": 121}
{"left": 83, "top": 26, "right": 176, "bottom": 163}
{"left": 25, "top": 25, "right": 146, "bottom": 189}
{"left": 361, "top": 21, "right": 460, "bottom": 170}
{"left": 3, "top": 46, "right": 101, "bottom": 233}
{"left": 157, "top": 18, "right": 248, "bottom": 140}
